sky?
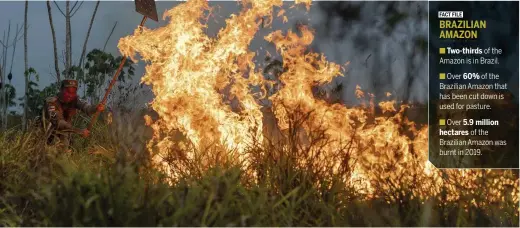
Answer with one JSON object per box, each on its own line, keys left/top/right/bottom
{"left": 0, "top": 0, "right": 430, "bottom": 113}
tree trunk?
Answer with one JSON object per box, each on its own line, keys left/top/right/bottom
{"left": 0, "top": 22, "right": 22, "bottom": 130}
{"left": 79, "top": 0, "right": 100, "bottom": 68}
{"left": 1, "top": 24, "right": 10, "bottom": 130}
{"left": 0, "top": 34, "right": 5, "bottom": 130}
{"left": 0, "top": 41, "right": 4, "bottom": 130}
{"left": 46, "top": 0, "right": 60, "bottom": 82}
{"left": 65, "top": 1, "right": 71, "bottom": 78}
{"left": 23, "top": 0, "right": 29, "bottom": 131}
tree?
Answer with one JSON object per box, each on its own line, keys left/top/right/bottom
{"left": 46, "top": 0, "right": 61, "bottom": 82}
{"left": 82, "top": 49, "right": 135, "bottom": 104}
{"left": 3, "top": 84, "right": 16, "bottom": 108}
{"left": 21, "top": 67, "right": 41, "bottom": 127}
{"left": 19, "top": 81, "right": 43, "bottom": 119}
{"left": 23, "top": 0, "right": 29, "bottom": 130}
{"left": 0, "top": 21, "right": 23, "bottom": 130}
{"left": 18, "top": 70, "right": 52, "bottom": 120}
{"left": 62, "top": 49, "right": 134, "bottom": 106}
{"left": 47, "top": 0, "right": 103, "bottom": 84}
{"left": 51, "top": 0, "right": 85, "bottom": 79}
{"left": 79, "top": 0, "right": 101, "bottom": 69}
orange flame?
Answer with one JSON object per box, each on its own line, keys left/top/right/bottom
{"left": 119, "top": 0, "right": 518, "bottom": 212}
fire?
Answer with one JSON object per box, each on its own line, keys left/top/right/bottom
{"left": 119, "top": 0, "right": 519, "bottom": 212}
{"left": 120, "top": 0, "right": 280, "bottom": 166}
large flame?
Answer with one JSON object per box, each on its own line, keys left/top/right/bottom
{"left": 119, "top": 0, "right": 518, "bottom": 212}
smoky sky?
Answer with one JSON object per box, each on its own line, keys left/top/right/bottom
{"left": 0, "top": 1, "right": 428, "bottom": 112}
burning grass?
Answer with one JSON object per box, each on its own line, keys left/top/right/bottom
{"left": 117, "top": 0, "right": 518, "bottom": 222}
{"left": 0, "top": 0, "right": 518, "bottom": 226}
{"left": 0, "top": 108, "right": 518, "bottom": 226}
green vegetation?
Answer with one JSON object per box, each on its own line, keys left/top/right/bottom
{"left": 0, "top": 111, "right": 518, "bottom": 227}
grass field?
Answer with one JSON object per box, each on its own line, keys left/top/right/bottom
{"left": 0, "top": 109, "right": 518, "bottom": 227}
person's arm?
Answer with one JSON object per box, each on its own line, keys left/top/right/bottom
{"left": 46, "top": 100, "right": 79, "bottom": 133}
{"left": 76, "top": 98, "right": 98, "bottom": 116}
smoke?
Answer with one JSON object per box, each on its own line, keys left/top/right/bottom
{"left": 309, "top": 1, "right": 429, "bottom": 104}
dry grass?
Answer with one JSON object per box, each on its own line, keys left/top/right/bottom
{"left": 0, "top": 107, "right": 518, "bottom": 226}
